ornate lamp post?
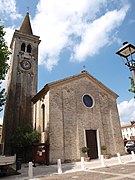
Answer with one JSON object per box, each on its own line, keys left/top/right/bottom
{"left": 116, "top": 42, "right": 135, "bottom": 85}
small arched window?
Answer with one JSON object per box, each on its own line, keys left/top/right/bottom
{"left": 27, "top": 44, "right": 32, "bottom": 53}
{"left": 21, "top": 43, "right": 25, "bottom": 52}
{"left": 41, "top": 104, "right": 45, "bottom": 132}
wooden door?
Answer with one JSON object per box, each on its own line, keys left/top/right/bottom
{"left": 86, "top": 130, "right": 98, "bottom": 159}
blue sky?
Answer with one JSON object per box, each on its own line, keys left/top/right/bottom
{"left": 0, "top": 0, "right": 135, "bottom": 125}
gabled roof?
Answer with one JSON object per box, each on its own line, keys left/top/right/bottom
{"left": 19, "top": 12, "right": 33, "bottom": 35}
{"left": 32, "top": 71, "right": 118, "bottom": 103}
{"left": 121, "top": 123, "right": 135, "bottom": 129}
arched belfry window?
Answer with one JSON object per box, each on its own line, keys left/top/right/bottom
{"left": 27, "top": 44, "right": 32, "bottom": 53}
{"left": 41, "top": 104, "right": 45, "bottom": 132}
{"left": 21, "top": 43, "right": 25, "bottom": 52}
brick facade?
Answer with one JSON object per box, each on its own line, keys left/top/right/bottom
{"left": 32, "top": 71, "right": 125, "bottom": 164}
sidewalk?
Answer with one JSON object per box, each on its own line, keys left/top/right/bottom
{"left": 3, "top": 154, "right": 135, "bottom": 180}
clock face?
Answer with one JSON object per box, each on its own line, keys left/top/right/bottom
{"left": 20, "top": 60, "right": 31, "bottom": 70}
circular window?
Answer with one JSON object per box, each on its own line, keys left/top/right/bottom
{"left": 83, "top": 95, "right": 93, "bottom": 108}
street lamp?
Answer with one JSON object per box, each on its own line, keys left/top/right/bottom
{"left": 116, "top": 42, "right": 135, "bottom": 85}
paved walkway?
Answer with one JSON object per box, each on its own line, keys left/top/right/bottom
{"left": 2, "top": 154, "right": 135, "bottom": 180}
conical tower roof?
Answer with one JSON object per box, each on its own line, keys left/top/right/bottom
{"left": 19, "top": 12, "right": 33, "bottom": 35}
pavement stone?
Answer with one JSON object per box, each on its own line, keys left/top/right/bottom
{"left": 1, "top": 154, "right": 135, "bottom": 180}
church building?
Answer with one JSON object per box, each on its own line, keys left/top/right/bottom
{"left": 2, "top": 12, "right": 125, "bottom": 163}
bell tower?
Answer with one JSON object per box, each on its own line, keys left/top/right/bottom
{"left": 2, "top": 12, "right": 41, "bottom": 155}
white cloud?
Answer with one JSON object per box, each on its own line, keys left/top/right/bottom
{"left": 1, "top": 75, "right": 8, "bottom": 90}
{"left": 118, "top": 98, "right": 135, "bottom": 125}
{"left": 4, "top": 27, "right": 15, "bottom": 47}
{"left": 32, "top": 0, "right": 130, "bottom": 70}
{"left": 73, "top": 5, "right": 129, "bottom": 61}
{"left": 0, "top": 117, "right": 3, "bottom": 125}
{"left": 1, "top": 0, "right": 130, "bottom": 71}
{"left": 0, "top": 0, "right": 22, "bottom": 20}
{"left": 129, "top": 19, "right": 135, "bottom": 24}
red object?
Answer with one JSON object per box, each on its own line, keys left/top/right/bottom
{"left": 32, "top": 143, "right": 49, "bottom": 166}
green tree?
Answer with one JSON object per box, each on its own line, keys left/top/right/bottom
{"left": 11, "top": 124, "right": 41, "bottom": 162}
{"left": 128, "top": 77, "right": 135, "bottom": 98}
{"left": 0, "top": 22, "right": 11, "bottom": 111}
{"left": 0, "top": 85, "right": 6, "bottom": 112}
{"left": 11, "top": 125, "right": 40, "bottom": 147}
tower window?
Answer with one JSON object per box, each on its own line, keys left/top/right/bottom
{"left": 21, "top": 43, "right": 25, "bottom": 52}
{"left": 27, "top": 44, "right": 32, "bottom": 53}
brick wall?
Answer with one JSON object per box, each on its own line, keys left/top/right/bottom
{"left": 47, "top": 76, "right": 125, "bottom": 163}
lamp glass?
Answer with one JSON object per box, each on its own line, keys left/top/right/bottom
{"left": 116, "top": 44, "right": 135, "bottom": 58}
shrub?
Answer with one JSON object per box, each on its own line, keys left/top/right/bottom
{"left": 81, "top": 146, "right": 90, "bottom": 153}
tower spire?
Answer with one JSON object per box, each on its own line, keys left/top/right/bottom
{"left": 19, "top": 11, "right": 33, "bottom": 35}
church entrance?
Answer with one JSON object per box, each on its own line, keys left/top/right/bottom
{"left": 85, "top": 129, "right": 98, "bottom": 159}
